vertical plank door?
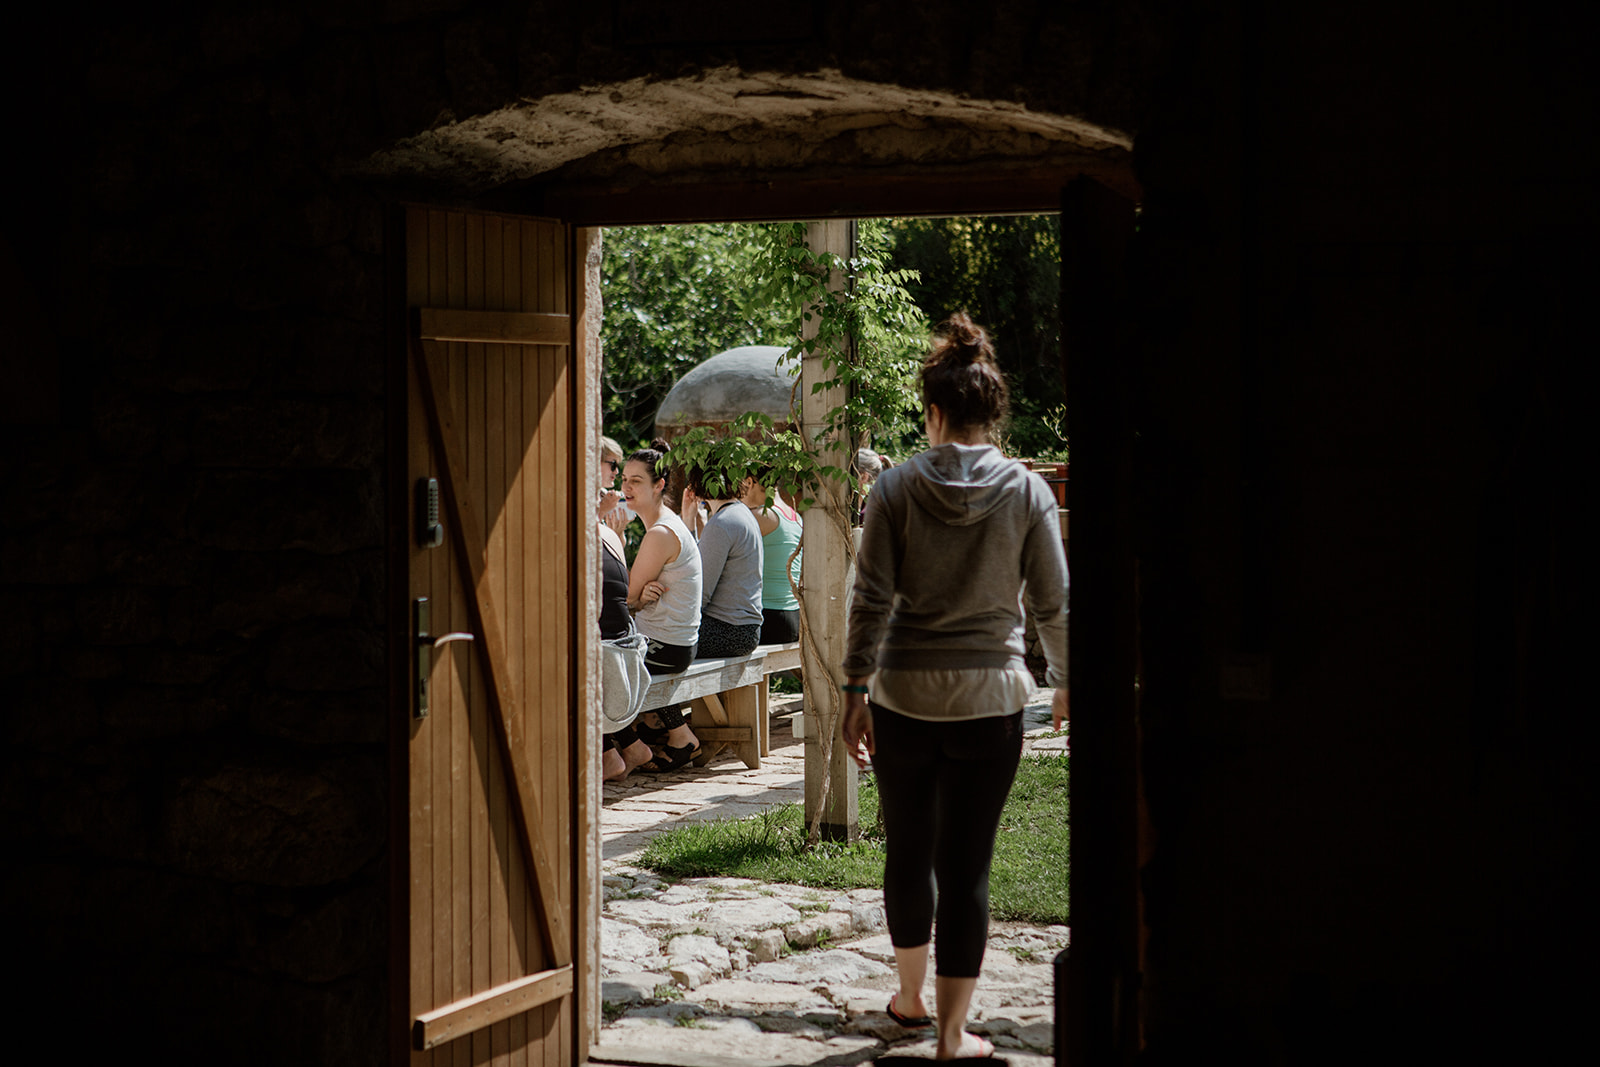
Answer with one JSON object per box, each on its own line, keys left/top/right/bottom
{"left": 405, "top": 207, "right": 579, "bottom": 1065}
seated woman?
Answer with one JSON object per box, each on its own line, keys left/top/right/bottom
{"left": 685, "top": 457, "right": 765, "bottom": 659}
{"left": 595, "top": 434, "right": 632, "bottom": 535}
{"left": 740, "top": 469, "right": 803, "bottom": 644}
{"left": 621, "top": 439, "right": 703, "bottom": 772}
{"left": 598, "top": 516, "right": 651, "bottom": 781}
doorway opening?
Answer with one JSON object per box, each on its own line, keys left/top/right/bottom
{"left": 389, "top": 77, "right": 1140, "bottom": 1066}
{"left": 589, "top": 212, "right": 1075, "bottom": 1062}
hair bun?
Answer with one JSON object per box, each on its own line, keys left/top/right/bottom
{"left": 650, "top": 437, "right": 672, "bottom": 455}
{"left": 921, "top": 311, "right": 1007, "bottom": 433}
{"left": 936, "top": 311, "right": 985, "bottom": 362}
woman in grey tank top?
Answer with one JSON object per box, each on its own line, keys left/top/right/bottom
{"left": 682, "top": 458, "right": 764, "bottom": 658}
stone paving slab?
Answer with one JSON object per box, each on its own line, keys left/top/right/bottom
{"left": 598, "top": 691, "right": 1068, "bottom": 1065}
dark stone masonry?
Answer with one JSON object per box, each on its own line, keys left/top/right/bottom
{"left": 2, "top": 2, "right": 1591, "bottom": 1064}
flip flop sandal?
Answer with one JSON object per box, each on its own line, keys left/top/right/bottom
{"left": 954, "top": 1033, "right": 995, "bottom": 1059}
{"left": 637, "top": 741, "right": 701, "bottom": 773}
{"left": 886, "top": 994, "right": 933, "bottom": 1028}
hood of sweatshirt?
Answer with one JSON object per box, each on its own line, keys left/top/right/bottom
{"left": 901, "top": 443, "right": 1030, "bottom": 527}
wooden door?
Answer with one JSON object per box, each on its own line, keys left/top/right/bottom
{"left": 403, "top": 207, "right": 580, "bottom": 1064}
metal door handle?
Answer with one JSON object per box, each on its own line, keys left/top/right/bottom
{"left": 413, "top": 598, "right": 475, "bottom": 719}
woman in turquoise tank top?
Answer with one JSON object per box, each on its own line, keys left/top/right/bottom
{"left": 740, "top": 473, "right": 803, "bottom": 644}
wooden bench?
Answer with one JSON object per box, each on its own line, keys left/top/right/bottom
{"left": 641, "top": 642, "right": 801, "bottom": 769}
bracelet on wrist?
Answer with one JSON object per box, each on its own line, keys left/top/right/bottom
{"left": 841, "top": 683, "right": 869, "bottom": 694}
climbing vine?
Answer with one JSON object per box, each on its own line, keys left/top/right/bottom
{"left": 667, "top": 220, "right": 928, "bottom": 846}
{"left": 669, "top": 221, "right": 925, "bottom": 506}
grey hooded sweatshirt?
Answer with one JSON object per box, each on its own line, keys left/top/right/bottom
{"left": 843, "top": 442, "right": 1068, "bottom": 690}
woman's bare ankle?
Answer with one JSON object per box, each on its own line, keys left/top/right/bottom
{"left": 896, "top": 989, "right": 928, "bottom": 1018}
{"left": 935, "top": 1031, "right": 989, "bottom": 1060}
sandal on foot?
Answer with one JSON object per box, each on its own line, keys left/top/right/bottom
{"left": 886, "top": 994, "right": 932, "bottom": 1028}
{"left": 637, "top": 741, "right": 700, "bottom": 773}
{"left": 946, "top": 1033, "right": 994, "bottom": 1060}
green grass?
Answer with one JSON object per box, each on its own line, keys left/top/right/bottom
{"left": 769, "top": 672, "right": 803, "bottom": 695}
{"left": 987, "top": 752, "right": 1071, "bottom": 923}
{"left": 636, "top": 753, "right": 1069, "bottom": 923}
{"left": 638, "top": 778, "right": 888, "bottom": 889}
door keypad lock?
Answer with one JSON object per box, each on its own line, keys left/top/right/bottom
{"left": 414, "top": 597, "right": 474, "bottom": 719}
{"left": 417, "top": 478, "right": 445, "bottom": 548}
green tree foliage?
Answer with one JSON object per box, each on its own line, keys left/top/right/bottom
{"left": 669, "top": 221, "right": 928, "bottom": 512}
{"left": 883, "top": 215, "right": 1068, "bottom": 460}
{"left": 602, "top": 217, "right": 1065, "bottom": 457}
{"left": 747, "top": 220, "right": 928, "bottom": 453}
{"left": 600, "top": 224, "right": 792, "bottom": 446}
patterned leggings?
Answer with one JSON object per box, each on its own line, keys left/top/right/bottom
{"left": 696, "top": 616, "right": 761, "bottom": 659}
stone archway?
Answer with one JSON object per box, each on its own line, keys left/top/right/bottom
{"left": 355, "top": 65, "right": 1137, "bottom": 220}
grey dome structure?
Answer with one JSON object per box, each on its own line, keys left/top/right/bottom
{"left": 654, "top": 345, "right": 798, "bottom": 435}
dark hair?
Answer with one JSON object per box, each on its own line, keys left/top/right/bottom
{"left": 921, "top": 311, "right": 1009, "bottom": 434}
{"left": 681, "top": 435, "right": 742, "bottom": 499}
{"left": 685, "top": 456, "right": 738, "bottom": 500}
{"left": 626, "top": 438, "right": 673, "bottom": 486}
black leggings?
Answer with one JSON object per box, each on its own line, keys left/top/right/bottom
{"left": 644, "top": 638, "right": 696, "bottom": 675}
{"left": 869, "top": 703, "right": 1024, "bottom": 977}
{"left": 643, "top": 639, "right": 697, "bottom": 729}
{"left": 603, "top": 724, "right": 640, "bottom": 751}
{"left": 760, "top": 608, "right": 800, "bottom": 644}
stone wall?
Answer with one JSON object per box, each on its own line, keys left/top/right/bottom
{"left": 1129, "top": 3, "right": 1594, "bottom": 1061}
{"left": 0, "top": 4, "right": 1157, "bottom": 1062}
{"left": 1, "top": 1, "right": 1590, "bottom": 1064}
{"left": 4, "top": 5, "right": 396, "bottom": 1061}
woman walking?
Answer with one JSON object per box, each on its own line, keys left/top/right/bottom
{"left": 841, "top": 313, "right": 1068, "bottom": 1061}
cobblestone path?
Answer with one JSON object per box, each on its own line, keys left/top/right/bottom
{"left": 595, "top": 692, "right": 1068, "bottom": 1066}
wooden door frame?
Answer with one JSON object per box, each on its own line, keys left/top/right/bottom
{"left": 387, "top": 170, "right": 1140, "bottom": 1066}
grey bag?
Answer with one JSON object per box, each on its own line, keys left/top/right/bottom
{"left": 600, "top": 628, "right": 650, "bottom": 733}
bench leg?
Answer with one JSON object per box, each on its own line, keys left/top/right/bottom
{"left": 690, "top": 694, "right": 729, "bottom": 766}
{"left": 758, "top": 678, "right": 771, "bottom": 757}
{"left": 685, "top": 689, "right": 761, "bottom": 770}
{"left": 724, "top": 684, "right": 761, "bottom": 770}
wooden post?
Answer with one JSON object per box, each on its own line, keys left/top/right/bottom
{"left": 575, "top": 225, "right": 604, "bottom": 1060}
{"left": 799, "top": 219, "right": 859, "bottom": 841}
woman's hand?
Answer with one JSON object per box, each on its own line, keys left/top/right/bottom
{"left": 627, "top": 526, "right": 680, "bottom": 609}
{"left": 841, "top": 689, "right": 874, "bottom": 769}
{"left": 640, "top": 580, "right": 667, "bottom": 606}
{"left": 1052, "top": 686, "right": 1070, "bottom": 731}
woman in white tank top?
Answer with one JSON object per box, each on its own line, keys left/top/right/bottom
{"left": 620, "top": 440, "right": 703, "bottom": 771}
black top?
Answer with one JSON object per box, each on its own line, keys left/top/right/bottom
{"left": 599, "top": 542, "right": 632, "bottom": 640}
